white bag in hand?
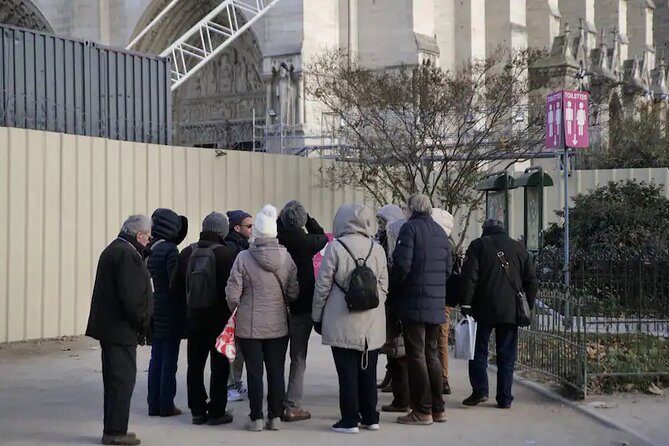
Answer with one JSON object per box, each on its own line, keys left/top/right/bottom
{"left": 454, "top": 315, "right": 477, "bottom": 360}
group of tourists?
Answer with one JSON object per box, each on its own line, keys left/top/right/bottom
{"left": 85, "top": 194, "right": 539, "bottom": 445}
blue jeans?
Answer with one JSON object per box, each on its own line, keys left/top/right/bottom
{"left": 147, "top": 338, "right": 181, "bottom": 415}
{"left": 468, "top": 323, "right": 518, "bottom": 407}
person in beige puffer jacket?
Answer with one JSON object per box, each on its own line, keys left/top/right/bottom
{"left": 312, "top": 203, "right": 388, "bottom": 434}
{"left": 225, "top": 205, "right": 299, "bottom": 432}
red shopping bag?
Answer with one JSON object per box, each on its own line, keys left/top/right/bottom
{"left": 215, "top": 308, "right": 237, "bottom": 361}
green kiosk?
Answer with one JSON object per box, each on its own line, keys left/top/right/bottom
{"left": 475, "top": 171, "right": 516, "bottom": 232}
{"left": 514, "top": 167, "right": 554, "bottom": 253}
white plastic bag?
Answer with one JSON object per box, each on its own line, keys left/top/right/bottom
{"left": 454, "top": 315, "right": 477, "bottom": 360}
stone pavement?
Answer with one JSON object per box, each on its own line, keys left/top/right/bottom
{"left": 0, "top": 336, "right": 642, "bottom": 446}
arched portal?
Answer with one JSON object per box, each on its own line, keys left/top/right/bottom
{"left": 0, "top": 0, "right": 54, "bottom": 33}
{"left": 130, "top": 0, "right": 266, "bottom": 149}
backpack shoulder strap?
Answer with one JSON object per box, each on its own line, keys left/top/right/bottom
{"left": 337, "top": 238, "right": 357, "bottom": 263}
{"left": 363, "top": 239, "right": 374, "bottom": 264}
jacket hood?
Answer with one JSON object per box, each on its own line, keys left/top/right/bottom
{"left": 377, "top": 204, "right": 405, "bottom": 225}
{"left": 482, "top": 226, "right": 506, "bottom": 237}
{"left": 151, "top": 208, "right": 185, "bottom": 242}
{"left": 333, "top": 203, "right": 373, "bottom": 238}
{"left": 387, "top": 218, "right": 407, "bottom": 240}
{"left": 249, "top": 238, "right": 287, "bottom": 272}
{"left": 431, "top": 208, "right": 454, "bottom": 237}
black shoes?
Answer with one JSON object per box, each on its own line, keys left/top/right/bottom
{"left": 442, "top": 380, "right": 452, "bottom": 395}
{"left": 192, "top": 415, "right": 208, "bottom": 425}
{"left": 207, "top": 411, "right": 234, "bottom": 426}
{"left": 462, "top": 394, "right": 488, "bottom": 406}
{"left": 101, "top": 433, "right": 140, "bottom": 445}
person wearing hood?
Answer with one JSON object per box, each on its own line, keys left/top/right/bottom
{"left": 312, "top": 203, "right": 388, "bottom": 434}
{"left": 390, "top": 194, "right": 451, "bottom": 426}
{"left": 86, "top": 215, "right": 153, "bottom": 446}
{"left": 226, "top": 205, "right": 299, "bottom": 432}
{"left": 375, "top": 204, "right": 405, "bottom": 258}
{"left": 146, "top": 208, "right": 188, "bottom": 418}
{"left": 276, "top": 200, "right": 328, "bottom": 422}
{"left": 170, "top": 212, "right": 237, "bottom": 426}
{"left": 459, "top": 219, "right": 539, "bottom": 409}
{"left": 224, "top": 209, "right": 253, "bottom": 402}
{"left": 431, "top": 207, "right": 456, "bottom": 395}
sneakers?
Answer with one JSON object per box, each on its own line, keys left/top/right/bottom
{"left": 244, "top": 418, "right": 264, "bottom": 432}
{"left": 207, "top": 411, "right": 234, "bottom": 426}
{"left": 397, "top": 411, "right": 434, "bottom": 425}
{"left": 159, "top": 406, "right": 182, "bottom": 417}
{"left": 236, "top": 381, "right": 248, "bottom": 396}
{"left": 191, "top": 415, "right": 207, "bottom": 425}
{"left": 282, "top": 407, "right": 312, "bottom": 422}
{"left": 330, "top": 421, "right": 359, "bottom": 434}
{"left": 462, "top": 393, "right": 489, "bottom": 407}
{"left": 360, "top": 423, "right": 380, "bottom": 431}
{"left": 381, "top": 404, "right": 409, "bottom": 413}
{"left": 266, "top": 417, "right": 281, "bottom": 431}
{"left": 432, "top": 411, "right": 447, "bottom": 423}
{"left": 101, "top": 433, "right": 140, "bottom": 445}
{"left": 227, "top": 388, "right": 243, "bottom": 402}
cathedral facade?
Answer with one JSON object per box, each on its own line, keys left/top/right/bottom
{"left": 3, "top": 0, "right": 669, "bottom": 150}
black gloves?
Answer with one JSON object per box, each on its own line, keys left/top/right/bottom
{"left": 313, "top": 321, "right": 322, "bottom": 335}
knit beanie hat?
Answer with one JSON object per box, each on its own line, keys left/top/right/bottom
{"left": 202, "top": 212, "right": 229, "bottom": 238}
{"left": 227, "top": 209, "right": 253, "bottom": 227}
{"left": 280, "top": 200, "right": 308, "bottom": 229}
{"left": 252, "top": 205, "right": 279, "bottom": 239}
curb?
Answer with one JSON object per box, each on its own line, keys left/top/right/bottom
{"left": 499, "top": 366, "right": 657, "bottom": 446}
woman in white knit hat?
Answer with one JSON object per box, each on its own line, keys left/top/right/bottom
{"left": 226, "top": 205, "right": 300, "bottom": 432}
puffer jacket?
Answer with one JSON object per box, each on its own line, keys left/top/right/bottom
{"left": 225, "top": 238, "right": 299, "bottom": 339}
{"left": 146, "top": 208, "right": 188, "bottom": 339}
{"left": 390, "top": 211, "right": 451, "bottom": 325}
{"left": 312, "top": 203, "right": 388, "bottom": 352}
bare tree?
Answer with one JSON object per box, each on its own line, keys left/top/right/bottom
{"left": 306, "top": 48, "right": 545, "bottom": 246}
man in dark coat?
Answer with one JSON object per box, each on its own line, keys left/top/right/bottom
{"left": 459, "top": 219, "right": 539, "bottom": 409}
{"left": 146, "top": 208, "right": 188, "bottom": 417}
{"left": 277, "top": 200, "right": 328, "bottom": 422}
{"left": 390, "top": 194, "right": 451, "bottom": 425}
{"left": 86, "top": 215, "right": 153, "bottom": 446}
{"left": 170, "top": 212, "right": 237, "bottom": 426}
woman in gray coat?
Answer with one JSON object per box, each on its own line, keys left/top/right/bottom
{"left": 226, "top": 205, "right": 299, "bottom": 432}
{"left": 312, "top": 203, "right": 389, "bottom": 434}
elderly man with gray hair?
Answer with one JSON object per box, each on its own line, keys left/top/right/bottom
{"left": 389, "top": 194, "right": 451, "bottom": 426}
{"left": 86, "top": 215, "right": 154, "bottom": 446}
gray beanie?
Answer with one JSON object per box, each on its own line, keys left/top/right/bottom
{"left": 280, "top": 200, "right": 308, "bottom": 229}
{"left": 202, "top": 212, "right": 229, "bottom": 238}
{"left": 407, "top": 194, "right": 432, "bottom": 215}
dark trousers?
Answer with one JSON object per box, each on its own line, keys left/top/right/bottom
{"left": 469, "top": 322, "right": 518, "bottom": 406}
{"left": 238, "top": 337, "right": 289, "bottom": 421}
{"left": 187, "top": 325, "right": 230, "bottom": 418}
{"left": 388, "top": 356, "right": 409, "bottom": 408}
{"left": 331, "top": 347, "right": 380, "bottom": 428}
{"left": 147, "top": 338, "right": 181, "bottom": 415}
{"left": 403, "top": 323, "right": 445, "bottom": 414}
{"left": 100, "top": 342, "right": 137, "bottom": 435}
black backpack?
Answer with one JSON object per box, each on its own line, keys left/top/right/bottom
{"left": 334, "top": 239, "right": 379, "bottom": 312}
{"left": 186, "top": 243, "right": 220, "bottom": 310}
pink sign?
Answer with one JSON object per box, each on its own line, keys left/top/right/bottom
{"left": 312, "top": 233, "right": 334, "bottom": 278}
{"left": 545, "top": 90, "right": 590, "bottom": 149}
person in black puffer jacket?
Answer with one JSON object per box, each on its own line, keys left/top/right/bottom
{"left": 146, "top": 208, "right": 188, "bottom": 417}
{"left": 276, "top": 200, "right": 328, "bottom": 422}
{"left": 389, "top": 194, "right": 451, "bottom": 425}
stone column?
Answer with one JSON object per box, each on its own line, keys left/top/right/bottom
{"left": 527, "top": 0, "right": 561, "bottom": 51}
{"left": 454, "top": 0, "right": 486, "bottom": 65}
{"left": 486, "top": 0, "right": 527, "bottom": 56}
{"left": 628, "top": 0, "right": 655, "bottom": 70}
{"left": 434, "top": 0, "right": 455, "bottom": 70}
{"left": 595, "top": 0, "right": 629, "bottom": 63}
{"left": 559, "top": 0, "right": 597, "bottom": 55}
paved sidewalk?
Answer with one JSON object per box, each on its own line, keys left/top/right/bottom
{"left": 0, "top": 336, "right": 641, "bottom": 446}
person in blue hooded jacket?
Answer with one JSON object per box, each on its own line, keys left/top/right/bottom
{"left": 146, "top": 208, "right": 188, "bottom": 417}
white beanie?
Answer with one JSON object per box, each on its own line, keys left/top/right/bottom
{"left": 252, "top": 204, "right": 278, "bottom": 239}
{"left": 431, "top": 208, "right": 454, "bottom": 237}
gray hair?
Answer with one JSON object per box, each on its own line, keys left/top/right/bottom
{"left": 121, "top": 214, "right": 151, "bottom": 236}
{"left": 407, "top": 194, "right": 432, "bottom": 215}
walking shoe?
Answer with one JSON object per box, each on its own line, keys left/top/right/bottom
{"left": 282, "top": 407, "right": 312, "bottom": 422}
{"left": 244, "top": 417, "right": 264, "bottom": 432}
{"left": 330, "top": 421, "right": 359, "bottom": 434}
{"left": 381, "top": 383, "right": 393, "bottom": 393}
{"left": 360, "top": 423, "right": 380, "bottom": 431}
{"left": 207, "top": 411, "right": 234, "bottom": 425}
{"left": 159, "top": 406, "right": 182, "bottom": 417}
{"left": 497, "top": 403, "right": 512, "bottom": 409}
{"left": 432, "top": 411, "right": 447, "bottom": 423}
{"left": 266, "top": 417, "right": 281, "bottom": 431}
{"left": 396, "top": 411, "right": 433, "bottom": 425}
{"left": 191, "top": 415, "right": 207, "bottom": 425}
{"left": 101, "top": 434, "right": 141, "bottom": 445}
{"left": 462, "top": 394, "right": 488, "bottom": 407}
{"left": 377, "top": 372, "right": 391, "bottom": 389}
{"left": 381, "top": 404, "right": 409, "bottom": 413}
{"left": 227, "top": 387, "right": 243, "bottom": 402}
{"left": 236, "top": 381, "right": 248, "bottom": 396}
{"left": 442, "top": 380, "right": 452, "bottom": 395}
